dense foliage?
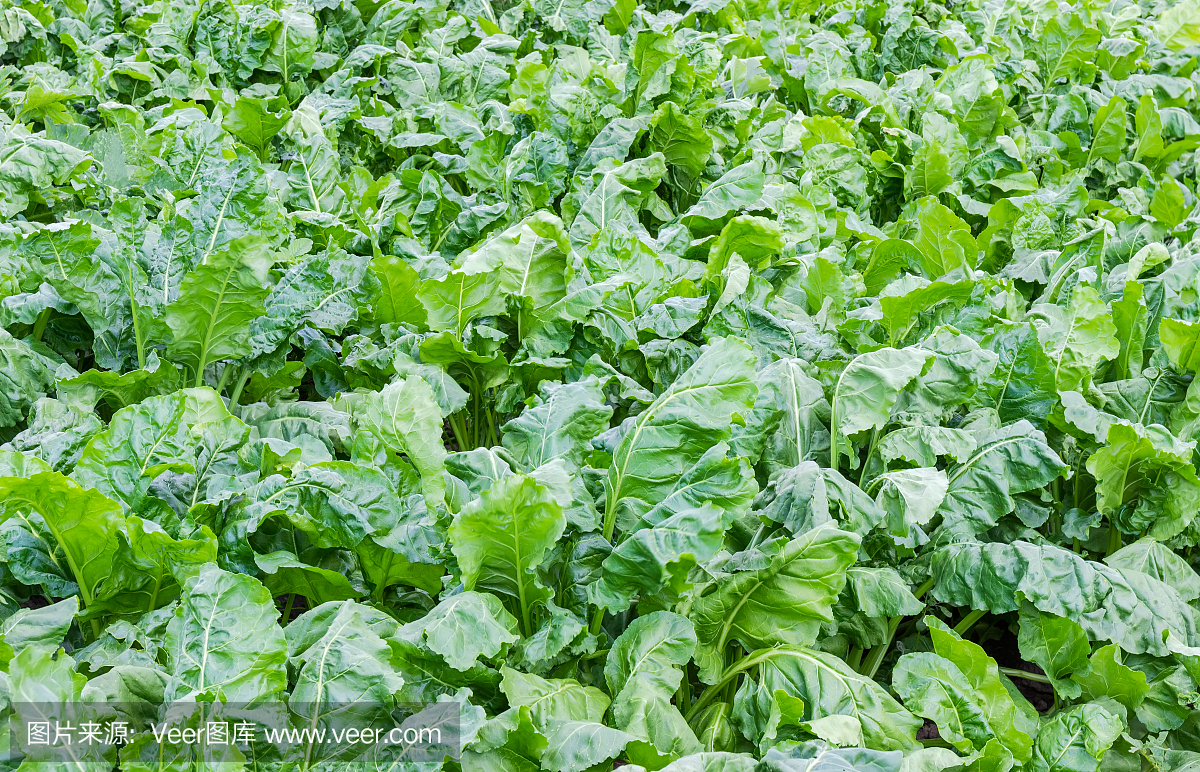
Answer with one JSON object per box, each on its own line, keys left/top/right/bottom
{"left": 1, "top": 0, "right": 1200, "bottom": 769}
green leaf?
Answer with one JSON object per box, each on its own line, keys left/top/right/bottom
{"left": 417, "top": 264, "right": 505, "bottom": 336}
{"left": 910, "top": 198, "right": 977, "bottom": 279}
{"left": 501, "top": 666, "right": 610, "bottom": 726}
{"left": 73, "top": 387, "right": 243, "bottom": 513}
{"left": 606, "top": 611, "right": 700, "bottom": 761}
{"left": 650, "top": 102, "right": 713, "bottom": 178}
{"left": 502, "top": 378, "right": 613, "bottom": 472}
{"left": 690, "top": 526, "right": 859, "bottom": 682}
{"left": 166, "top": 563, "right": 287, "bottom": 701}
{"left": 1086, "top": 422, "right": 1200, "bottom": 540}
{"left": 733, "top": 357, "right": 831, "bottom": 473}
{"left": 893, "top": 652, "right": 999, "bottom": 754}
{"left": 0, "top": 126, "right": 92, "bottom": 217}
{"left": 1017, "top": 601, "right": 1091, "bottom": 700}
{"left": 979, "top": 321, "right": 1060, "bottom": 426}
{"left": 542, "top": 721, "right": 635, "bottom": 772}
{"left": 1112, "top": 280, "right": 1148, "bottom": 381}
{"left": 606, "top": 610, "right": 696, "bottom": 697}
{"left": 0, "top": 596, "right": 78, "bottom": 666}
{"left": 353, "top": 376, "right": 447, "bottom": 508}
{"left": 410, "top": 590, "right": 519, "bottom": 671}
{"left": 0, "top": 328, "right": 57, "bottom": 428}
{"left": 740, "top": 647, "right": 921, "bottom": 752}
{"left": 932, "top": 540, "right": 1200, "bottom": 656}
{"left": 1036, "top": 14, "right": 1102, "bottom": 82}
{"left": 938, "top": 420, "right": 1066, "bottom": 533}
{"left": 1133, "top": 95, "right": 1164, "bottom": 162}
{"left": 1029, "top": 286, "right": 1120, "bottom": 392}
{"left": 449, "top": 473, "right": 566, "bottom": 635}
{"left": 1028, "top": 703, "right": 1122, "bottom": 772}
{"left": 222, "top": 95, "right": 290, "bottom": 160}
{"left": 848, "top": 567, "right": 925, "bottom": 618}
{"left": 255, "top": 550, "right": 363, "bottom": 604}
{"left": 590, "top": 502, "right": 727, "bottom": 614}
{"left": 1104, "top": 537, "right": 1200, "bottom": 601}
{"left": 0, "top": 471, "right": 124, "bottom": 610}
{"left": 925, "top": 617, "right": 1037, "bottom": 761}
{"left": 165, "top": 235, "right": 272, "bottom": 384}
{"left": 1160, "top": 317, "right": 1200, "bottom": 373}
{"left": 829, "top": 347, "right": 932, "bottom": 467}
{"left": 1156, "top": 0, "right": 1200, "bottom": 50}
{"left": 683, "top": 160, "right": 766, "bottom": 225}
{"left": 1086, "top": 96, "right": 1128, "bottom": 166}
{"left": 1071, "top": 643, "right": 1148, "bottom": 713}
{"left": 603, "top": 337, "right": 757, "bottom": 531}
{"left": 371, "top": 253, "right": 428, "bottom": 328}
{"left": 286, "top": 600, "right": 404, "bottom": 764}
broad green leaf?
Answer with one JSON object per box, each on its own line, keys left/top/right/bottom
{"left": 932, "top": 540, "right": 1200, "bottom": 656}
{"left": 1104, "top": 537, "right": 1200, "bottom": 601}
{"left": 93, "top": 516, "right": 218, "bottom": 616}
{"left": 893, "top": 652, "right": 998, "bottom": 754}
{"left": 1029, "top": 286, "right": 1120, "bottom": 392}
{"left": 166, "top": 563, "right": 287, "bottom": 701}
{"left": 417, "top": 263, "right": 505, "bottom": 336}
{"left": 0, "top": 328, "right": 57, "bottom": 428}
{"left": 938, "top": 420, "right": 1066, "bottom": 532}
{"left": 910, "top": 198, "right": 977, "bottom": 278}
{"left": 848, "top": 567, "right": 924, "bottom": 618}
{"left": 410, "top": 590, "right": 519, "bottom": 671}
{"left": 542, "top": 721, "right": 634, "bottom": 772}
{"left": 1112, "top": 280, "right": 1148, "bottom": 381}
{"left": 758, "top": 741, "right": 903, "bottom": 772}
{"left": 0, "top": 471, "right": 124, "bottom": 610}
{"left": 353, "top": 376, "right": 447, "bottom": 508}
{"left": 1156, "top": 0, "right": 1200, "bottom": 50}
{"left": 1072, "top": 643, "right": 1148, "bottom": 713}
{"left": 255, "top": 550, "right": 363, "bottom": 604}
{"left": 1028, "top": 703, "right": 1122, "bottom": 772}
{"left": 603, "top": 337, "right": 757, "bottom": 529}
{"left": 878, "top": 278, "right": 974, "bottom": 346}
{"left": 739, "top": 647, "right": 921, "bottom": 752}
{"left": 0, "top": 125, "right": 92, "bottom": 217}
{"left": 1017, "top": 601, "right": 1091, "bottom": 699}
{"left": 502, "top": 378, "right": 612, "bottom": 472}
{"left": 222, "top": 95, "right": 290, "bottom": 160}
{"left": 1086, "top": 96, "right": 1128, "bottom": 165}
{"left": 683, "top": 160, "right": 766, "bottom": 224}
{"left": 606, "top": 612, "right": 700, "bottom": 762}
{"left": 501, "top": 666, "right": 610, "bottom": 726}
{"left": 286, "top": 600, "right": 404, "bottom": 764}
{"left": 829, "top": 347, "right": 932, "bottom": 467}
{"left": 590, "top": 503, "right": 726, "bottom": 614}
{"left": 1160, "top": 317, "right": 1200, "bottom": 373}
{"left": 1036, "top": 14, "right": 1102, "bottom": 82}
{"left": 924, "top": 617, "right": 1037, "bottom": 761}
{"left": 979, "top": 321, "right": 1059, "bottom": 425}
{"left": 1086, "top": 422, "right": 1200, "bottom": 540}
{"left": 733, "top": 357, "right": 831, "bottom": 472}
{"left": 449, "top": 473, "right": 566, "bottom": 635}
{"left": 606, "top": 611, "right": 696, "bottom": 698}
{"left": 73, "top": 387, "right": 243, "bottom": 513}
{"left": 371, "top": 253, "right": 427, "bottom": 328}
{"left": 689, "top": 526, "right": 859, "bottom": 682}
{"left": 877, "top": 426, "right": 977, "bottom": 467}
{"left": 0, "top": 596, "right": 78, "bottom": 667}
{"left": 650, "top": 102, "right": 713, "bottom": 177}
{"left": 165, "top": 235, "right": 272, "bottom": 384}
{"left": 1133, "top": 95, "right": 1164, "bottom": 162}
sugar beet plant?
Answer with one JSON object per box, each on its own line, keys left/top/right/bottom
{"left": 1, "top": 0, "right": 1200, "bottom": 769}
